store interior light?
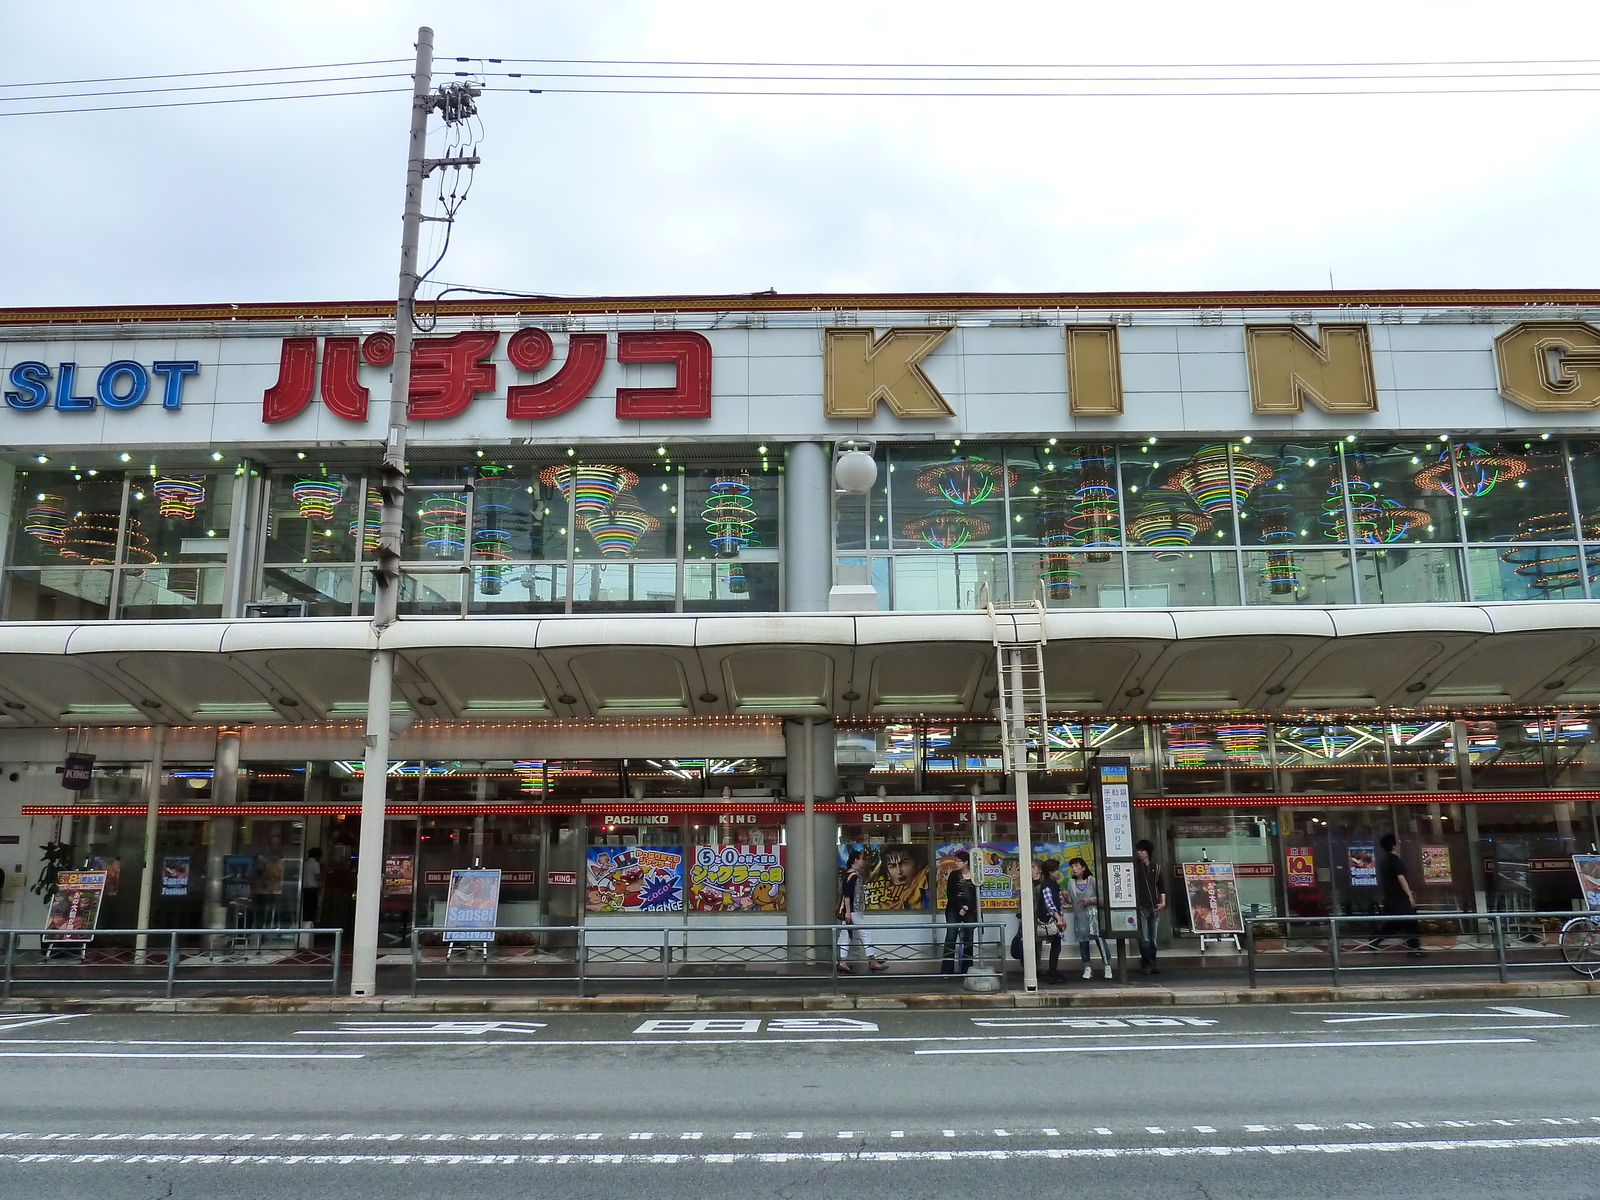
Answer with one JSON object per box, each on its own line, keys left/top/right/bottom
{"left": 34, "top": 456, "right": 47, "bottom": 464}
{"left": 211, "top": 452, "right": 223, "bottom": 461}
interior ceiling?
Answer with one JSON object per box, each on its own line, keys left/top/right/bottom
{"left": 0, "top": 604, "right": 1597, "bottom": 727}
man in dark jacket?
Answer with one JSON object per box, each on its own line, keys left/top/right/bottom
{"left": 1134, "top": 839, "right": 1166, "bottom": 975}
{"left": 940, "top": 851, "right": 980, "bottom": 974}
{"left": 1374, "top": 833, "right": 1423, "bottom": 956}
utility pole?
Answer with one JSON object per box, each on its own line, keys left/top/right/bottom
{"left": 349, "top": 27, "right": 483, "bottom": 995}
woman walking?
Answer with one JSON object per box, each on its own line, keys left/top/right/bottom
{"left": 837, "top": 849, "right": 887, "bottom": 974}
{"left": 1067, "top": 857, "right": 1113, "bottom": 979}
{"left": 1038, "top": 858, "right": 1067, "bottom": 983}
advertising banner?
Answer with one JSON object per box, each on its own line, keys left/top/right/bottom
{"left": 688, "top": 844, "right": 785, "bottom": 912}
{"left": 160, "top": 856, "right": 190, "bottom": 897}
{"left": 836, "top": 844, "right": 929, "bottom": 911}
{"left": 443, "top": 868, "right": 502, "bottom": 941}
{"left": 1286, "top": 846, "right": 1316, "bottom": 888}
{"left": 1099, "top": 762, "right": 1134, "bottom": 858}
{"left": 42, "top": 870, "right": 107, "bottom": 943}
{"left": 383, "top": 854, "right": 415, "bottom": 897}
{"left": 222, "top": 855, "right": 253, "bottom": 903}
{"left": 1181, "top": 862, "right": 1244, "bottom": 934}
{"left": 1574, "top": 855, "right": 1600, "bottom": 912}
{"left": 1421, "top": 845, "right": 1453, "bottom": 885}
{"left": 1107, "top": 861, "right": 1137, "bottom": 909}
{"left": 933, "top": 842, "right": 1096, "bottom": 911}
{"left": 586, "top": 847, "right": 684, "bottom": 913}
{"left": 1348, "top": 843, "right": 1377, "bottom": 887}
{"left": 59, "top": 753, "right": 95, "bottom": 791}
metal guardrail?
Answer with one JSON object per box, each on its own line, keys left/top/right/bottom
{"left": 408, "top": 920, "right": 1010, "bottom": 997}
{"left": 1, "top": 927, "right": 344, "bottom": 999}
{"left": 1244, "top": 911, "right": 1595, "bottom": 987}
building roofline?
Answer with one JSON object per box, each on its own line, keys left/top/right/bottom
{"left": 4, "top": 288, "right": 1600, "bottom": 325}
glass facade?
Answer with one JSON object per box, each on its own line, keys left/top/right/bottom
{"left": 833, "top": 437, "right": 1600, "bottom": 610}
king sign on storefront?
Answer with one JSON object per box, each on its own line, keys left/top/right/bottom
{"left": 6, "top": 316, "right": 1600, "bottom": 446}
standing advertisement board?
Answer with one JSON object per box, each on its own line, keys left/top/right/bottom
{"left": 443, "top": 868, "right": 502, "bottom": 941}
{"left": 1574, "top": 855, "right": 1600, "bottom": 911}
{"left": 43, "top": 870, "right": 107, "bottom": 943}
{"left": 1181, "top": 862, "right": 1245, "bottom": 934}
{"left": 1092, "top": 758, "right": 1139, "bottom": 936}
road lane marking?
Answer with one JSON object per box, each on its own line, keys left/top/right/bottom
{"left": 295, "top": 1021, "right": 547, "bottom": 1036}
{"left": 915, "top": 1036, "right": 1535, "bottom": 1056}
{"left": 971, "top": 1016, "right": 1219, "bottom": 1029}
{"left": 633, "top": 1018, "right": 879, "bottom": 1034}
{"left": 0, "top": 1015, "right": 82, "bottom": 1033}
{"left": 8, "top": 1135, "right": 1600, "bottom": 1166}
{"left": 1296, "top": 1005, "right": 1569, "bottom": 1025}
{"left": 0, "top": 1052, "right": 363, "bottom": 1060}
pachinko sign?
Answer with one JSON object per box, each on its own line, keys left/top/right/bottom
{"left": 688, "top": 844, "right": 785, "bottom": 912}
{"left": 586, "top": 846, "right": 684, "bottom": 913}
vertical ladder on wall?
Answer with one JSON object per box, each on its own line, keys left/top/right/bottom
{"left": 985, "top": 587, "right": 1050, "bottom": 772}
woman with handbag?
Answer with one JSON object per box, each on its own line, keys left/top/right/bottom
{"left": 1037, "top": 858, "right": 1068, "bottom": 984}
{"left": 1067, "top": 857, "right": 1113, "bottom": 980}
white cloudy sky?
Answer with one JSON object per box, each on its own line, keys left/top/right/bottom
{"left": 4, "top": 0, "right": 1600, "bottom": 306}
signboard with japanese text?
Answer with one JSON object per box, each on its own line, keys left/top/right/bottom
{"left": 837, "top": 844, "right": 928, "bottom": 911}
{"left": 443, "top": 868, "right": 502, "bottom": 941}
{"left": 1421, "top": 846, "right": 1453, "bottom": 885}
{"left": 383, "top": 855, "right": 414, "bottom": 897}
{"left": 688, "top": 844, "right": 785, "bottom": 912}
{"left": 1286, "top": 846, "right": 1316, "bottom": 888}
{"left": 934, "top": 842, "right": 1096, "bottom": 912}
{"left": 1092, "top": 757, "right": 1139, "bottom": 937}
{"left": 586, "top": 847, "right": 684, "bottom": 913}
{"left": 42, "top": 870, "right": 106, "bottom": 944}
{"left": 1181, "top": 862, "right": 1244, "bottom": 935}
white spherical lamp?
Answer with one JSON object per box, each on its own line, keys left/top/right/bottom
{"left": 834, "top": 450, "right": 878, "bottom": 494}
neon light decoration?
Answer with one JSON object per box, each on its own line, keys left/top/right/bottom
{"left": 539, "top": 464, "right": 639, "bottom": 517}
{"left": 22, "top": 494, "right": 67, "bottom": 546}
{"left": 60, "top": 510, "right": 122, "bottom": 564}
{"left": 152, "top": 476, "right": 205, "bottom": 520}
{"left": 1167, "top": 443, "right": 1274, "bottom": 515}
{"left": 351, "top": 487, "right": 382, "bottom": 552}
{"left": 513, "top": 759, "right": 547, "bottom": 794}
{"left": 1322, "top": 473, "right": 1429, "bottom": 543}
{"left": 1499, "top": 512, "right": 1600, "bottom": 595}
{"left": 1126, "top": 488, "right": 1210, "bottom": 558}
{"left": 1060, "top": 445, "right": 1119, "bottom": 561}
{"left": 723, "top": 562, "right": 748, "bottom": 595}
{"left": 585, "top": 502, "right": 660, "bottom": 556}
{"left": 1215, "top": 724, "right": 1268, "bottom": 766}
{"left": 703, "top": 474, "right": 757, "bottom": 556}
{"left": 471, "top": 465, "right": 516, "bottom": 595}
{"left": 292, "top": 477, "right": 343, "bottom": 520}
{"left": 1414, "top": 443, "right": 1530, "bottom": 497}
{"left": 1035, "top": 552, "right": 1081, "bottom": 600}
{"left": 418, "top": 494, "right": 468, "bottom": 556}
{"left": 914, "top": 455, "right": 1016, "bottom": 506}
{"left": 1163, "top": 724, "right": 1212, "bottom": 767}
{"left": 901, "top": 509, "right": 991, "bottom": 549}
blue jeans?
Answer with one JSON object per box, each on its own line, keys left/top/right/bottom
{"left": 1136, "top": 909, "right": 1161, "bottom": 967}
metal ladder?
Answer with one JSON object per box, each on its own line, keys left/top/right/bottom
{"left": 985, "top": 588, "right": 1049, "bottom": 773}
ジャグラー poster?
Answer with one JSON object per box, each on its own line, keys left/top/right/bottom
{"left": 1348, "top": 843, "right": 1377, "bottom": 887}
{"left": 587, "top": 847, "right": 684, "bottom": 913}
{"left": 383, "top": 854, "right": 415, "bottom": 897}
{"left": 443, "top": 868, "right": 502, "bottom": 941}
{"left": 688, "top": 845, "right": 785, "bottom": 911}
{"left": 42, "top": 870, "right": 107, "bottom": 944}
{"left": 1421, "top": 845, "right": 1453, "bottom": 885}
{"left": 1181, "top": 862, "right": 1244, "bottom": 934}
{"left": 837, "top": 844, "right": 928, "bottom": 910}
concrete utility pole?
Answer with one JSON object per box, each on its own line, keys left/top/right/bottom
{"left": 350, "top": 27, "right": 435, "bottom": 997}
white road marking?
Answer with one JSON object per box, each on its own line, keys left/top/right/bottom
{"left": 635, "top": 1020, "right": 761, "bottom": 1035}
{"left": 296, "top": 1021, "right": 547, "bottom": 1036}
{"left": 9, "top": 1135, "right": 1600, "bottom": 1165}
{"left": 0, "top": 1052, "right": 364, "bottom": 1060}
{"left": 1298, "top": 1005, "right": 1569, "bottom": 1025}
{"left": 1491, "top": 1006, "right": 1566, "bottom": 1018}
{"left": 0, "top": 1015, "right": 82, "bottom": 1033}
{"left": 680, "top": 1133, "right": 702, "bottom": 1140}
{"left": 916, "top": 1036, "right": 1535, "bottom": 1057}
{"left": 972, "top": 1016, "right": 1218, "bottom": 1029}
{"left": 766, "top": 1018, "right": 878, "bottom": 1033}
{"left": 1194, "top": 1125, "right": 1216, "bottom": 1133}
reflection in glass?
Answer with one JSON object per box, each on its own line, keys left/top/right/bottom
{"left": 2, "top": 568, "right": 113, "bottom": 620}
{"left": 117, "top": 567, "right": 227, "bottom": 619}
{"left": 1442, "top": 441, "right": 1569, "bottom": 543}
{"left": 398, "top": 570, "right": 465, "bottom": 616}
{"left": 266, "top": 472, "right": 359, "bottom": 563}
{"left": 259, "top": 565, "right": 356, "bottom": 616}
{"left": 1242, "top": 549, "right": 1355, "bottom": 605}
{"left": 1236, "top": 441, "right": 1335, "bottom": 547}
{"left": 467, "top": 564, "right": 566, "bottom": 615}
{"left": 126, "top": 473, "right": 231, "bottom": 565}
{"left": 572, "top": 561, "right": 677, "bottom": 611}
{"left": 570, "top": 466, "right": 677, "bottom": 560}
{"left": 1468, "top": 545, "right": 1588, "bottom": 600}
{"left": 1349, "top": 442, "right": 1456, "bottom": 543}
{"left": 1125, "top": 552, "right": 1241, "bottom": 607}
{"left": 1017, "top": 552, "right": 1123, "bottom": 608}
{"left": 1355, "top": 547, "right": 1464, "bottom": 604}
{"left": 891, "top": 554, "right": 1008, "bottom": 610}
{"left": 1121, "top": 441, "right": 1244, "bottom": 547}
{"left": 891, "top": 447, "right": 1009, "bottom": 550}
{"left": 683, "top": 560, "right": 779, "bottom": 611}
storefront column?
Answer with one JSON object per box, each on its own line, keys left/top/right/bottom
{"left": 781, "top": 442, "right": 832, "bottom": 612}
{"left": 134, "top": 724, "right": 167, "bottom": 960}
{"left": 1464, "top": 803, "right": 1489, "bottom": 914}
{"left": 785, "top": 717, "right": 837, "bottom": 950}
{"left": 202, "top": 727, "right": 242, "bottom": 930}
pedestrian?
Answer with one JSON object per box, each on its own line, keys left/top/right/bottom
{"left": 301, "top": 847, "right": 322, "bottom": 925}
{"left": 837, "top": 849, "right": 887, "bottom": 973}
{"left": 940, "top": 850, "right": 979, "bottom": 974}
{"left": 1038, "top": 858, "right": 1067, "bottom": 983}
{"left": 1067, "top": 857, "right": 1113, "bottom": 979}
{"left": 1134, "top": 838, "right": 1166, "bottom": 975}
{"left": 1375, "top": 833, "right": 1423, "bottom": 957}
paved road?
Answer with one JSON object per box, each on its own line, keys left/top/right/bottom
{"left": 2, "top": 999, "right": 1598, "bottom": 1197}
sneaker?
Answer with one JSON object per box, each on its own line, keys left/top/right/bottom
{"left": 1104, "top": 964, "right": 1114, "bottom": 979}
{"left": 1083, "top": 966, "right": 1093, "bottom": 979}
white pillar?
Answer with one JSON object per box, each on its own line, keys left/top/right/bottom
{"left": 134, "top": 724, "right": 167, "bottom": 960}
{"left": 350, "top": 649, "right": 394, "bottom": 995}
{"left": 202, "top": 728, "right": 241, "bottom": 930}
{"left": 782, "top": 442, "right": 832, "bottom": 612}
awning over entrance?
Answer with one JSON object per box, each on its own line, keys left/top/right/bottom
{"left": 0, "top": 601, "right": 1598, "bottom": 727}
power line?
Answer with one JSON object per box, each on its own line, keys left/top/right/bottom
{"left": 474, "top": 55, "right": 1600, "bottom": 70}
{"left": 0, "top": 72, "right": 411, "bottom": 104}
{"left": 500, "top": 84, "right": 1600, "bottom": 98}
{"left": 0, "top": 58, "right": 412, "bottom": 90}
{"left": 485, "top": 68, "right": 1600, "bottom": 83}
{"left": 0, "top": 87, "right": 410, "bottom": 118}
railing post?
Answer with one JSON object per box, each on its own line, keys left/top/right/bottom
{"left": 1493, "top": 912, "right": 1509, "bottom": 984}
{"left": 166, "top": 931, "right": 179, "bottom": 999}
{"left": 577, "top": 926, "right": 587, "bottom": 999}
{"left": 1245, "top": 919, "right": 1258, "bottom": 988}
{"left": 410, "top": 928, "right": 420, "bottom": 999}
{"left": 331, "top": 929, "right": 343, "bottom": 997}
{"left": 2, "top": 931, "right": 13, "bottom": 1000}
{"left": 663, "top": 927, "right": 671, "bottom": 994}
{"left": 1329, "top": 915, "right": 1342, "bottom": 988}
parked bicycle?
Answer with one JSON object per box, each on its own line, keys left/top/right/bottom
{"left": 1559, "top": 913, "right": 1600, "bottom": 977}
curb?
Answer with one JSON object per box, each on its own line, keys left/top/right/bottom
{"left": 2, "top": 978, "right": 1596, "bottom": 1015}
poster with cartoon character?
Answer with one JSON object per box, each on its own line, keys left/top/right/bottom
{"left": 587, "top": 846, "right": 685, "bottom": 913}
{"left": 688, "top": 845, "right": 785, "bottom": 912}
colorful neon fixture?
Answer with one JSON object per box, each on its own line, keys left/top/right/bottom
{"left": 513, "top": 759, "right": 547, "bottom": 794}
{"left": 914, "top": 455, "right": 1016, "bottom": 506}
{"left": 703, "top": 474, "right": 757, "bottom": 556}
{"left": 350, "top": 487, "right": 382, "bottom": 552}
{"left": 291, "top": 477, "right": 343, "bottom": 521}
{"left": 723, "top": 562, "right": 748, "bottom": 595}
{"left": 901, "top": 508, "right": 991, "bottom": 549}
{"left": 471, "top": 465, "right": 516, "bottom": 595}
{"left": 1164, "top": 724, "right": 1212, "bottom": 767}
{"left": 152, "top": 476, "right": 206, "bottom": 520}
{"left": 1499, "top": 512, "right": 1600, "bottom": 595}
{"left": 1061, "top": 446, "right": 1119, "bottom": 561}
{"left": 539, "top": 464, "right": 640, "bottom": 517}
{"left": 1167, "top": 443, "right": 1274, "bottom": 515}
{"left": 22, "top": 494, "right": 67, "bottom": 546}
{"left": 419, "top": 494, "right": 468, "bottom": 556}
{"left": 1126, "top": 488, "right": 1210, "bottom": 558}
{"left": 1414, "top": 443, "right": 1530, "bottom": 497}
{"left": 585, "top": 502, "right": 660, "bottom": 556}
{"left": 1215, "top": 724, "right": 1268, "bottom": 765}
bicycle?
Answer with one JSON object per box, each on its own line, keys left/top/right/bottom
{"left": 1559, "top": 914, "right": 1600, "bottom": 977}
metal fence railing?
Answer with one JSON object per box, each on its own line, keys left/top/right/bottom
{"left": 1, "top": 927, "right": 344, "bottom": 999}
{"left": 408, "top": 920, "right": 1010, "bottom": 997}
{"left": 1244, "top": 911, "right": 1600, "bottom": 987}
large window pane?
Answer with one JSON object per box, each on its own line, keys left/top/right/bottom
{"left": 572, "top": 561, "right": 677, "bottom": 611}
{"left": 1345, "top": 442, "right": 1457, "bottom": 543}
{"left": 398, "top": 570, "right": 464, "bottom": 616}
{"left": 403, "top": 469, "right": 472, "bottom": 563}
{"left": 891, "top": 554, "right": 1008, "bottom": 610}
{"left": 126, "top": 472, "right": 232, "bottom": 565}
{"left": 117, "top": 566, "right": 227, "bottom": 619}
{"left": 1121, "top": 441, "right": 1240, "bottom": 547}
{"left": 1008, "top": 443, "right": 1120, "bottom": 552}
{"left": 890, "top": 445, "right": 1008, "bottom": 550}
{"left": 264, "top": 471, "right": 361, "bottom": 563}
{"left": 1355, "top": 546, "right": 1465, "bottom": 604}
{"left": 1016, "top": 552, "right": 1125, "bottom": 609}
{"left": 567, "top": 463, "right": 677, "bottom": 560}
{"left": 1125, "top": 551, "right": 1241, "bottom": 607}
{"left": 1467, "top": 545, "right": 1587, "bottom": 600}
{"left": 473, "top": 463, "right": 560, "bottom": 564}
{"left": 3, "top": 568, "right": 112, "bottom": 619}
{"left": 1235, "top": 440, "right": 1335, "bottom": 547}
{"left": 1446, "top": 441, "right": 1571, "bottom": 543}
{"left": 683, "top": 560, "right": 779, "bottom": 612}
{"left": 684, "top": 466, "right": 780, "bottom": 607}
{"left": 468, "top": 564, "right": 566, "bottom": 614}
{"left": 1241, "top": 549, "right": 1356, "bottom": 605}
{"left": 9, "top": 470, "right": 124, "bottom": 567}
{"left": 259, "top": 565, "right": 356, "bottom": 617}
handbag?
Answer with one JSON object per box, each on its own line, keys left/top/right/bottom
{"left": 1035, "top": 919, "right": 1057, "bottom": 939}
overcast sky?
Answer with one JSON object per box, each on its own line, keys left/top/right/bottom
{"left": 5, "top": 0, "right": 1600, "bottom": 306}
